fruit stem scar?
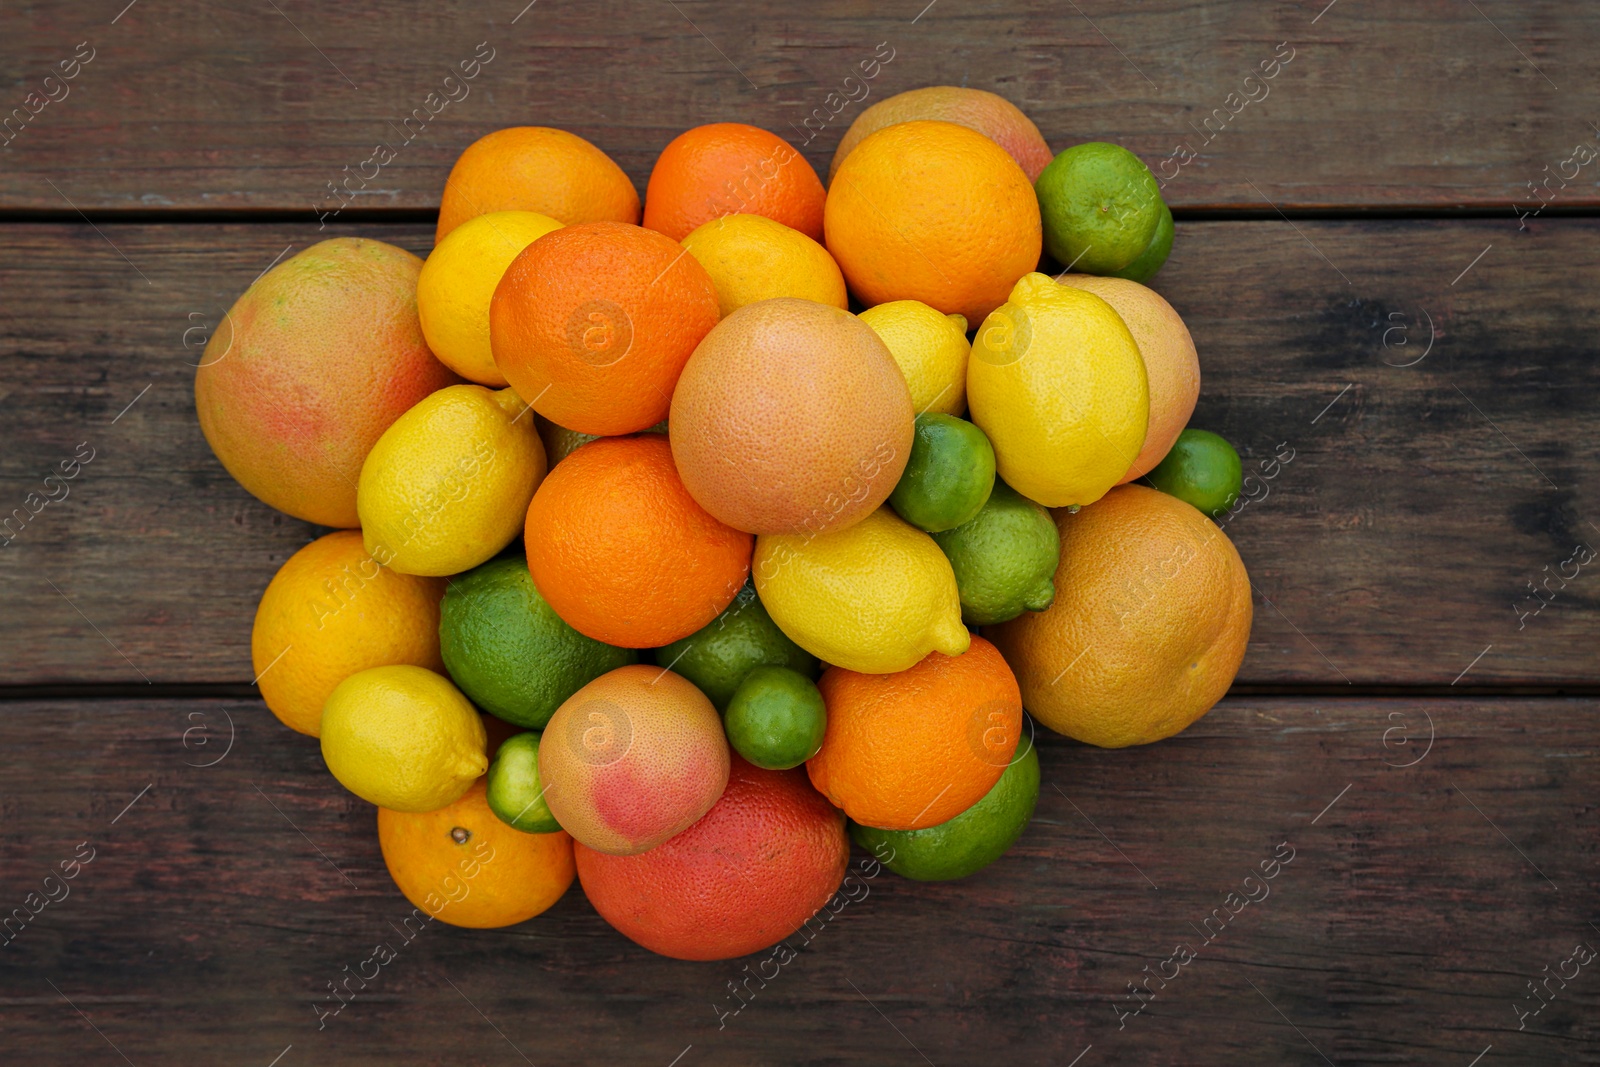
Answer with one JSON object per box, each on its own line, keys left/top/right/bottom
{"left": 450, "top": 827, "right": 471, "bottom": 844}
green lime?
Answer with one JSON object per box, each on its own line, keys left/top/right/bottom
{"left": 723, "top": 665, "right": 827, "bottom": 770}
{"left": 1035, "top": 142, "right": 1164, "bottom": 276}
{"left": 1110, "top": 199, "right": 1173, "bottom": 283}
{"left": 850, "top": 735, "right": 1039, "bottom": 881}
{"left": 888, "top": 413, "right": 996, "bottom": 533}
{"left": 930, "top": 480, "right": 1060, "bottom": 626}
{"left": 537, "top": 417, "right": 665, "bottom": 467}
{"left": 1144, "top": 428, "right": 1242, "bottom": 519}
{"left": 485, "top": 732, "right": 562, "bottom": 833}
{"left": 439, "top": 557, "right": 636, "bottom": 728}
{"left": 654, "top": 581, "right": 818, "bottom": 710}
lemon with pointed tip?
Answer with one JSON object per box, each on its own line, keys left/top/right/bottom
{"left": 753, "top": 506, "right": 969, "bottom": 674}
{"left": 858, "top": 300, "right": 971, "bottom": 416}
{"left": 417, "top": 210, "right": 564, "bottom": 386}
{"left": 967, "top": 272, "right": 1147, "bottom": 508}
{"left": 358, "top": 384, "right": 546, "bottom": 576}
{"left": 320, "top": 665, "right": 489, "bottom": 813}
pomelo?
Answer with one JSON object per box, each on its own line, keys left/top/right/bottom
{"left": 194, "top": 238, "right": 459, "bottom": 527}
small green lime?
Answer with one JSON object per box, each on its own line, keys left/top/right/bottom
{"left": 1035, "top": 142, "right": 1164, "bottom": 275}
{"left": 439, "top": 557, "right": 636, "bottom": 728}
{"left": 485, "top": 732, "right": 562, "bottom": 833}
{"left": 1109, "top": 199, "right": 1173, "bottom": 283}
{"left": 888, "top": 413, "right": 996, "bottom": 533}
{"left": 723, "top": 665, "right": 827, "bottom": 770}
{"left": 1144, "top": 428, "right": 1242, "bottom": 519}
{"left": 654, "top": 581, "right": 818, "bottom": 710}
{"left": 850, "top": 736, "right": 1039, "bottom": 881}
{"left": 537, "top": 417, "right": 665, "bottom": 467}
{"left": 930, "top": 480, "right": 1060, "bottom": 626}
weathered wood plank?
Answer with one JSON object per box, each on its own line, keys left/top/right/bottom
{"left": 0, "top": 1, "right": 1591, "bottom": 212}
{"left": 2, "top": 217, "right": 1595, "bottom": 686}
{"left": 0, "top": 696, "right": 1593, "bottom": 1065}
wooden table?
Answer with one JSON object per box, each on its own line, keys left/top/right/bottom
{"left": 2, "top": 3, "right": 1595, "bottom": 1064}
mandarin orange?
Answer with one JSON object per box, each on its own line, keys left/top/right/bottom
{"left": 643, "top": 122, "right": 825, "bottom": 241}
{"left": 807, "top": 636, "right": 1021, "bottom": 831}
{"left": 490, "top": 221, "right": 720, "bottom": 436}
{"left": 436, "top": 126, "right": 639, "bottom": 241}
{"left": 523, "top": 435, "right": 752, "bottom": 647}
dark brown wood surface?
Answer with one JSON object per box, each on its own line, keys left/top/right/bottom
{"left": 0, "top": 1, "right": 1593, "bottom": 213}
{"left": 0, "top": 696, "right": 1593, "bottom": 1066}
{"left": 1, "top": 218, "right": 1594, "bottom": 687}
{"left": 3, "top": 4, "right": 1599, "bottom": 1065}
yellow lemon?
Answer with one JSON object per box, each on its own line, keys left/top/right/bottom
{"left": 966, "top": 272, "right": 1147, "bottom": 507}
{"left": 358, "top": 384, "right": 546, "bottom": 577}
{"left": 680, "top": 213, "right": 847, "bottom": 318}
{"left": 753, "top": 506, "right": 968, "bottom": 674}
{"left": 251, "top": 530, "right": 446, "bottom": 737}
{"left": 320, "top": 665, "right": 488, "bottom": 812}
{"left": 858, "top": 300, "right": 970, "bottom": 416}
{"left": 417, "top": 211, "right": 563, "bottom": 385}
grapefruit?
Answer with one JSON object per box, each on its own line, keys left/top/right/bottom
{"left": 669, "top": 298, "right": 914, "bottom": 535}
{"left": 575, "top": 755, "right": 848, "bottom": 960}
{"left": 194, "top": 238, "right": 460, "bottom": 527}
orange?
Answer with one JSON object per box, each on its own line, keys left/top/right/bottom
{"left": 808, "top": 636, "right": 1022, "bottom": 831}
{"left": 830, "top": 86, "right": 1055, "bottom": 183}
{"left": 1058, "top": 275, "right": 1199, "bottom": 484}
{"left": 575, "top": 755, "right": 848, "bottom": 960}
{"left": 251, "top": 530, "right": 446, "bottom": 737}
{"left": 523, "top": 435, "right": 752, "bottom": 647}
{"left": 436, "top": 126, "right": 639, "bottom": 242}
{"left": 194, "top": 238, "right": 460, "bottom": 528}
{"left": 643, "top": 122, "right": 826, "bottom": 242}
{"left": 538, "top": 665, "right": 730, "bottom": 856}
{"left": 680, "top": 213, "right": 847, "bottom": 317}
{"left": 378, "top": 778, "right": 575, "bottom": 929}
{"left": 825, "top": 120, "right": 1041, "bottom": 324}
{"left": 989, "top": 484, "right": 1252, "bottom": 748}
{"left": 490, "top": 221, "right": 720, "bottom": 436}
{"left": 669, "top": 298, "right": 913, "bottom": 535}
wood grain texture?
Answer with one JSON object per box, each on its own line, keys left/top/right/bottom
{"left": 0, "top": 696, "right": 1592, "bottom": 1065}
{"left": 0, "top": 1, "right": 1592, "bottom": 212}
{"left": 1, "top": 217, "right": 1595, "bottom": 687}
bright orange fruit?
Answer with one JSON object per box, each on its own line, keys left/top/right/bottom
{"left": 377, "top": 778, "right": 575, "bottom": 929}
{"left": 824, "top": 120, "right": 1041, "bottom": 324}
{"left": 490, "top": 221, "right": 720, "bottom": 436}
{"left": 643, "top": 122, "right": 825, "bottom": 242}
{"left": 523, "top": 435, "right": 752, "bottom": 648}
{"left": 830, "top": 86, "right": 1054, "bottom": 182}
{"left": 436, "top": 126, "right": 639, "bottom": 241}
{"left": 808, "top": 636, "right": 1022, "bottom": 831}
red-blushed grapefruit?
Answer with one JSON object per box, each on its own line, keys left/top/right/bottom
{"left": 829, "top": 86, "right": 1055, "bottom": 183}
{"left": 537, "top": 665, "right": 730, "bottom": 856}
{"left": 669, "top": 298, "right": 914, "bottom": 536}
{"left": 575, "top": 755, "right": 848, "bottom": 960}
{"left": 194, "top": 238, "right": 460, "bottom": 527}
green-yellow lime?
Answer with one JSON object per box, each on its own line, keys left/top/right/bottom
{"left": 320, "top": 665, "right": 488, "bottom": 813}
{"left": 439, "top": 557, "right": 636, "bottom": 728}
{"left": 967, "top": 272, "right": 1148, "bottom": 508}
{"left": 1035, "top": 142, "right": 1163, "bottom": 275}
{"left": 1110, "top": 199, "right": 1173, "bottom": 283}
{"left": 754, "top": 506, "right": 969, "bottom": 675}
{"left": 849, "top": 735, "right": 1038, "bottom": 881}
{"left": 931, "top": 479, "right": 1060, "bottom": 625}
{"left": 857, "top": 300, "right": 971, "bottom": 416}
{"left": 888, "top": 413, "right": 996, "bottom": 533}
{"left": 1145, "top": 428, "right": 1242, "bottom": 519}
{"left": 417, "top": 211, "right": 564, "bottom": 385}
{"left": 653, "top": 580, "right": 817, "bottom": 710}
{"left": 358, "top": 384, "right": 547, "bottom": 576}
{"left": 485, "top": 732, "right": 563, "bottom": 833}
{"left": 723, "top": 665, "right": 827, "bottom": 770}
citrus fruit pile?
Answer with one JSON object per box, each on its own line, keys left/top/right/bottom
{"left": 196, "top": 87, "right": 1253, "bottom": 961}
